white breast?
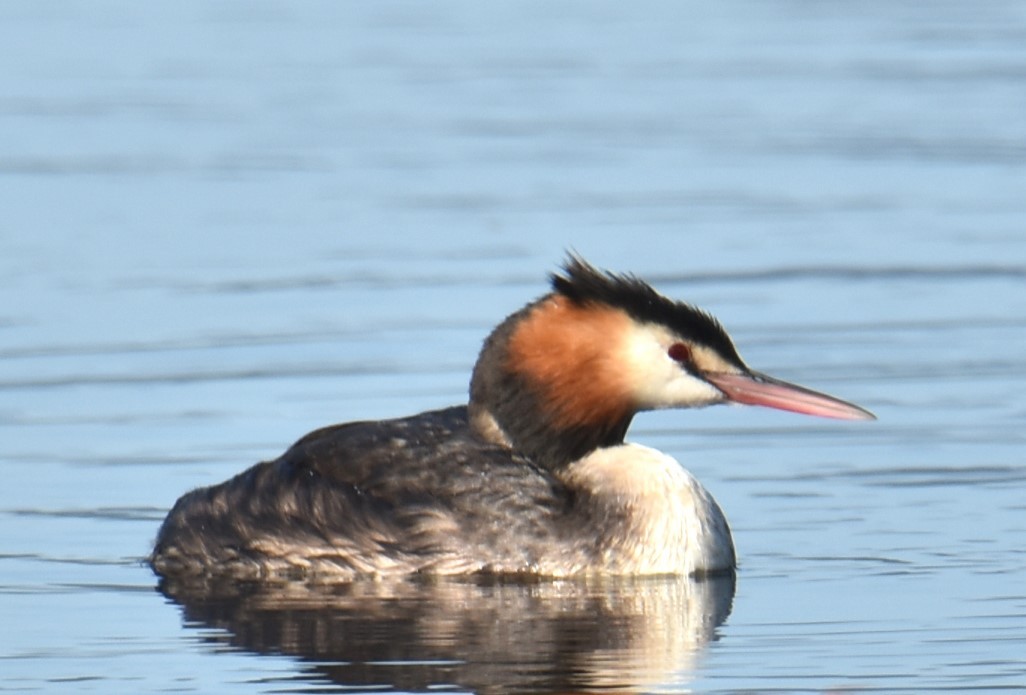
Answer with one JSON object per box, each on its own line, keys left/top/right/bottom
{"left": 560, "top": 443, "right": 736, "bottom": 575}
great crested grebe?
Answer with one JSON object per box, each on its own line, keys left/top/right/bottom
{"left": 150, "top": 257, "right": 873, "bottom": 580}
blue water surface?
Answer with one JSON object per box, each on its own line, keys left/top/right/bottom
{"left": 2, "top": 1, "right": 1025, "bottom": 692}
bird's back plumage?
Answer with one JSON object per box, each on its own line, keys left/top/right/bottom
{"left": 152, "top": 407, "right": 603, "bottom": 579}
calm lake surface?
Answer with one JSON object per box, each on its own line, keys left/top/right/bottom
{"left": 2, "top": 1, "right": 1025, "bottom": 692}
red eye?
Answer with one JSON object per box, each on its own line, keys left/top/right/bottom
{"left": 668, "top": 342, "right": 692, "bottom": 363}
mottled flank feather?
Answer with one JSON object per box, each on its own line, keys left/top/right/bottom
{"left": 152, "top": 407, "right": 601, "bottom": 580}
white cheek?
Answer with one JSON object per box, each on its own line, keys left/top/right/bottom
{"left": 619, "top": 324, "right": 724, "bottom": 409}
{"left": 650, "top": 371, "right": 724, "bottom": 409}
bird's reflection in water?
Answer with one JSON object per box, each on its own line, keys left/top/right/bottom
{"left": 159, "top": 573, "right": 735, "bottom": 693}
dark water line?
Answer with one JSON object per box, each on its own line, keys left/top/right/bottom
{"left": 97, "top": 263, "right": 1026, "bottom": 296}
{"left": 0, "top": 363, "right": 468, "bottom": 391}
{"left": 654, "top": 264, "right": 1026, "bottom": 285}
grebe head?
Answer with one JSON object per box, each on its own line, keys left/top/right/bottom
{"left": 469, "top": 256, "right": 874, "bottom": 469}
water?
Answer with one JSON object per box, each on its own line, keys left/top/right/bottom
{"left": 2, "top": 1, "right": 1025, "bottom": 692}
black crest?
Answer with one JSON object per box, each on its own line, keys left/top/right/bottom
{"left": 551, "top": 256, "right": 743, "bottom": 366}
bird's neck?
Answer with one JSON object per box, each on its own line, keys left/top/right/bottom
{"left": 469, "top": 398, "right": 634, "bottom": 471}
{"left": 469, "top": 295, "right": 637, "bottom": 470}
